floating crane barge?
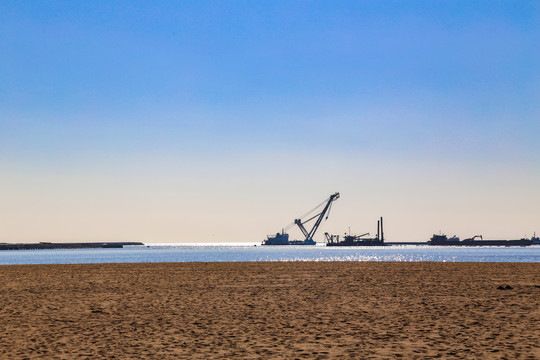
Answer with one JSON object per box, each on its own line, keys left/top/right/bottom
{"left": 263, "top": 192, "right": 340, "bottom": 245}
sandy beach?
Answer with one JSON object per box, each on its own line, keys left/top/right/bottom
{"left": 0, "top": 262, "right": 538, "bottom": 359}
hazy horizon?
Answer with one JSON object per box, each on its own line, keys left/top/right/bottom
{"left": 1, "top": 1, "right": 539, "bottom": 243}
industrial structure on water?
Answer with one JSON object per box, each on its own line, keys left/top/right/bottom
{"left": 326, "top": 217, "right": 385, "bottom": 246}
{"left": 263, "top": 192, "right": 537, "bottom": 247}
{"left": 429, "top": 234, "right": 533, "bottom": 247}
{"left": 263, "top": 192, "right": 340, "bottom": 245}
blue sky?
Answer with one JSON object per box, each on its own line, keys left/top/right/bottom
{"left": 1, "top": 1, "right": 539, "bottom": 242}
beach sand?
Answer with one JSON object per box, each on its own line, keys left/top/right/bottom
{"left": 0, "top": 262, "right": 538, "bottom": 359}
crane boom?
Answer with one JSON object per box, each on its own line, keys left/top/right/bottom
{"left": 294, "top": 192, "right": 340, "bottom": 242}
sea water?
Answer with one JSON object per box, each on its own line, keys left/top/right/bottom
{"left": 0, "top": 243, "right": 538, "bottom": 265}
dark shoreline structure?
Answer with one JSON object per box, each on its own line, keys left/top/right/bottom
{"left": 0, "top": 242, "right": 144, "bottom": 250}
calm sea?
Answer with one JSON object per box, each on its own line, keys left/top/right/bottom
{"left": 0, "top": 244, "right": 539, "bottom": 265}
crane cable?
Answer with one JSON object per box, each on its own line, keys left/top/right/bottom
{"left": 282, "top": 195, "right": 333, "bottom": 231}
{"left": 297, "top": 196, "right": 332, "bottom": 221}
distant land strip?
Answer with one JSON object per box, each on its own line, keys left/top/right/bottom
{"left": 0, "top": 242, "right": 144, "bottom": 250}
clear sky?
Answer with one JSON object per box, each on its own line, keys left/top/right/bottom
{"left": 1, "top": 1, "right": 539, "bottom": 243}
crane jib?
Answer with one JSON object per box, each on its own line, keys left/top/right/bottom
{"left": 295, "top": 192, "right": 340, "bottom": 242}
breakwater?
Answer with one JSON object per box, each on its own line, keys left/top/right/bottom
{"left": 0, "top": 242, "right": 144, "bottom": 250}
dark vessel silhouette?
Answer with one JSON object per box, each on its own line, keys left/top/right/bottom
{"left": 326, "top": 217, "right": 385, "bottom": 246}
{"left": 428, "top": 234, "right": 531, "bottom": 246}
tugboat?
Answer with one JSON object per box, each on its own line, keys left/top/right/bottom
{"left": 262, "top": 192, "right": 340, "bottom": 245}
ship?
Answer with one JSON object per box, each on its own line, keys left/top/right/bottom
{"left": 429, "top": 234, "right": 460, "bottom": 246}
{"left": 428, "top": 234, "right": 531, "bottom": 246}
{"left": 262, "top": 192, "right": 340, "bottom": 245}
{"left": 326, "top": 217, "right": 385, "bottom": 246}
{"left": 263, "top": 232, "right": 316, "bottom": 246}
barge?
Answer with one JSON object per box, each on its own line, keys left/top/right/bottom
{"left": 428, "top": 234, "right": 531, "bottom": 247}
{"left": 326, "top": 217, "right": 385, "bottom": 246}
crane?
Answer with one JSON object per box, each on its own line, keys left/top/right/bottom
{"left": 464, "top": 235, "right": 483, "bottom": 241}
{"left": 293, "top": 192, "right": 340, "bottom": 244}
{"left": 263, "top": 192, "right": 340, "bottom": 245}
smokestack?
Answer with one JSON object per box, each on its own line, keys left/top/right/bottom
{"left": 380, "top": 217, "right": 384, "bottom": 243}
{"left": 377, "top": 220, "right": 380, "bottom": 240}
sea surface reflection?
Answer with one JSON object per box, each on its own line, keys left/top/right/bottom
{"left": 0, "top": 243, "right": 538, "bottom": 265}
